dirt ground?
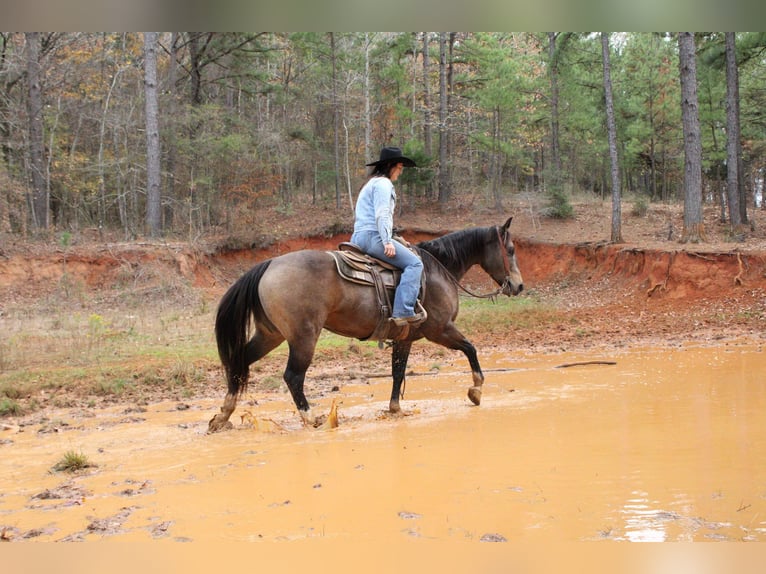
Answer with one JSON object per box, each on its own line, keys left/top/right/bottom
{"left": 0, "top": 195, "right": 765, "bottom": 413}
{"left": 2, "top": 195, "right": 765, "bottom": 358}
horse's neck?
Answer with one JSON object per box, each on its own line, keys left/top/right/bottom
{"left": 424, "top": 236, "right": 483, "bottom": 280}
{"left": 444, "top": 258, "right": 475, "bottom": 281}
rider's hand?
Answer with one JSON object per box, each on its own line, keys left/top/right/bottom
{"left": 383, "top": 242, "right": 396, "bottom": 258}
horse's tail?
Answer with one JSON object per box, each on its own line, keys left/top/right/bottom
{"left": 215, "top": 259, "right": 273, "bottom": 396}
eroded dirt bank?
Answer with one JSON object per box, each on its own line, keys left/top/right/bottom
{"left": 517, "top": 239, "right": 766, "bottom": 299}
{"left": 2, "top": 233, "right": 764, "bottom": 356}
{"left": 2, "top": 234, "right": 765, "bottom": 304}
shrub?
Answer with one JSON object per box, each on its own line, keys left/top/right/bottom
{"left": 52, "top": 450, "right": 96, "bottom": 473}
{"left": 631, "top": 196, "right": 649, "bottom": 217}
{"left": 542, "top": 187, "right": 574, "bottom": 219}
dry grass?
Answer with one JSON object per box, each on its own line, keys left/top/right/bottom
{"left": 0, "top": 281, "right": 555, "bottom": 417}
{"left": 51, "top": 450, "right": 96, "bottom": 473}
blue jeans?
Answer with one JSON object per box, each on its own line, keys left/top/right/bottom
{"left": 350, "top": 230, "right": 424, "bottom": 318}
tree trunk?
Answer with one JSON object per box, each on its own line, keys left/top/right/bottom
{"left": 144, "top": 32, "right": 162, "bottom": 238}
{"left": 97, "top": 65, "right": 121, "bottom": 240}
{"left": 678, "top": 32, "right": 705, "bottom": 243}
{"left": 602, "top": 33, "right": 623, "bottom": 243}
{"left": 0, "top": 162, "right": 12, "bottom": 233}
{"left": 447, "top": 33, "right": 455, "bottom": 180}
{"left": 164, "top": 32, "right": 179, "bottom": 230}
{"left": 25, "top": 32, "right": 47, "bottom": 232}
{"left": 492, "top": 107, "right": 502, "bottom": 209}
{"left": 725, "top": 32, "right": 745, "bottom": 228}
{"left": 422, "top": 32, "right": 432, "bottom": 159}
{"left": 548, "top": 32, "right": 561, "bottom": 182}
{"left": 364, "top": 33, "right": 372, "bottom": 163}
{"left": 437, "top": 33, "right": 450, "bottom": 203}
{"left": 188, "top": 33, "right": 205, "bottom": 106}
{"left": 330, "top": 33, "right": 341, "bottom": 210}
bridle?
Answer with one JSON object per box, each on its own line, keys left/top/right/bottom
{"left": 421, "top": 226, "right": 514, "bottom": 300}
{"left": 492, "top": 226, "right": 515, "bottom": 297}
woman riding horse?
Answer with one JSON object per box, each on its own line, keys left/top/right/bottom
{"left": 351, "top": 147, "right": 425, "bottom": 326}
{"left": 208, "top": 217, "right": 524, "bottom": 432}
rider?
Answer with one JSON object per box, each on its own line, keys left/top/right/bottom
{"left": 351, "top": 147, "right": 426, "bottom": 326}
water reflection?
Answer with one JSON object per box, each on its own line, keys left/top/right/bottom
{"left": 622, "top": 494, "right": 669, "bottom": 542}
{"left": 620, "top": 492, "right": 701, "bottom": 542}
{"left": 620, "top": 490, "right": 737, "bottom": 542}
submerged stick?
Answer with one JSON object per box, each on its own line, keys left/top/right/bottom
{"left": 555, "top": 361, "right": 617, "bottom": 368}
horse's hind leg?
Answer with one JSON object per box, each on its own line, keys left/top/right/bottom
{"left": 428, "top": 323, "right": 485, "bottom": 405}
{"left": 209, "top": 392, "right": 238, "bottom": 432}
{"left": 208, "top": 330, "right": 285, "bottom": 433}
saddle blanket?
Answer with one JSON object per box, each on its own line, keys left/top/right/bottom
{"left": 328, "top": 243, "right": 400, "bottom": 289}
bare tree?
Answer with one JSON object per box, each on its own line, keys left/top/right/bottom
{"left": 725, "top": 32, "right": 746, "bottom": 229}
{"left": 545, "top": 32, "right": 574, "bottom": 192}
{"left": 25, "top": 32, "right": 47, "bottom": 231}
{"left": 602, "top": 33, "right": 623, "bottom": 243}
{"left": 678, "top": 32, "right": 705, "bottom": 243}
{"left": 164, "top": 32, "right": 180, "bottom": 229}
{"left": 330, "top": 33, "right": 341, "bottom": 209}
{"left": 547, "top": 32, "right": 561, "bottom": 180}
{"left": 144, "top": 32, "right": 161, "bottom": 238}
{"left": 437, "top": 32, "right": 450, "bottom": 203}
{"left": 422, "top": 32, "right": 432, "bottom": 159}
{"left": 363, "top": 33, "right": 372, "bottom": 162}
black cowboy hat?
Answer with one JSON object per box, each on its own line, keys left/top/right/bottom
{"left": 366, "top": 146, "right": 416, "bottom": 167}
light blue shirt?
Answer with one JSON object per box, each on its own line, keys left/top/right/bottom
{"left": 353, "top": 176, "right": 396, "bottom": 245}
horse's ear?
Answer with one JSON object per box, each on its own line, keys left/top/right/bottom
{"left": 502, "top": 216, "right": 513, "bottom": 231}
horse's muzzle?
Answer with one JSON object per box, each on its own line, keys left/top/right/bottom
{"left": 502, "top": 277, "right": 524, "bottom": 296}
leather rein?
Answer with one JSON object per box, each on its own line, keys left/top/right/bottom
{"left": 422, "top": 226, "right": 513, "bottom": 300}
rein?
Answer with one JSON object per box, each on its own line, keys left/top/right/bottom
{"left": 421, "top": 226, "right": 512, "bottom": 300}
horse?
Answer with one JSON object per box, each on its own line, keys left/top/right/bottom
{"left": 208, "top": 217, "right": 524, "bottom": 432}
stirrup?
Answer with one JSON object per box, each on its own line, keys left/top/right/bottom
{"left": 389, "top": 301, "right": 427, "bottom": 327}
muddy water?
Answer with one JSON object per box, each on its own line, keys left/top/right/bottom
{"left": 1, "top": 342, "right": 765, "bottom": 544}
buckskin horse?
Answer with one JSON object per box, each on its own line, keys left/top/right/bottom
{"left": 208, "top": 217, "right": 523, "bottom": 432}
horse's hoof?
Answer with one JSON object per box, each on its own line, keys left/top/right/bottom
{"left": 467, "top": 386, "right": 482, "bottom": 406}
{"left": 299, "top": 409, "right": 319, "bottom": 428}
{"left": 207, "top": 417, "right": 234, "bottom": 433}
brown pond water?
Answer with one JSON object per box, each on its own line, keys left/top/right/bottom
{"left": 1, "top": 341, "right": 765, "bottom": 545}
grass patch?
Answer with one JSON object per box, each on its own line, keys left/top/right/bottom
{"left": 51, "top": 450, "right": 96, "bottom": 473}
{"left": 166, "top": 359, "right": 207, "bottom": 387}
{"left": 0, "top": 397, "right": 23, "bottom": 416}
{"left": 257, "top": 375, "right": 284, "bottom": 392}
{"left": 456, "top": 294, "right": 563, "bottom": 334}
{"left": 91, "top": 377, "right": 130, "bottom": 396}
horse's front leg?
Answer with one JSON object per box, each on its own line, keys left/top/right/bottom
{"left": 427, "top": 323, "right": 484, "bottom": 406}
{"left": 461, "top": 339, "right": 484, "bottom": 405}
{"left": 389, "top": 340, "right": 412, "bottom": 413}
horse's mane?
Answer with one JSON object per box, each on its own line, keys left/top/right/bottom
{"left": 417, "top": 227, "right": 493, "bottom": 278}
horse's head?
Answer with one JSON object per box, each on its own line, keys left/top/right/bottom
{"left": 482, "top": 217, "right": 524, "bottom": 296}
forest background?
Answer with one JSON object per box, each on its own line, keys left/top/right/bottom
{"left": 1, "top": 32, "right": 765, "bottom": 247}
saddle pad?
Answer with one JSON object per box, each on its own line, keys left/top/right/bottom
{"left": 328, "top": 250, "right": 399, "bottom": 288}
